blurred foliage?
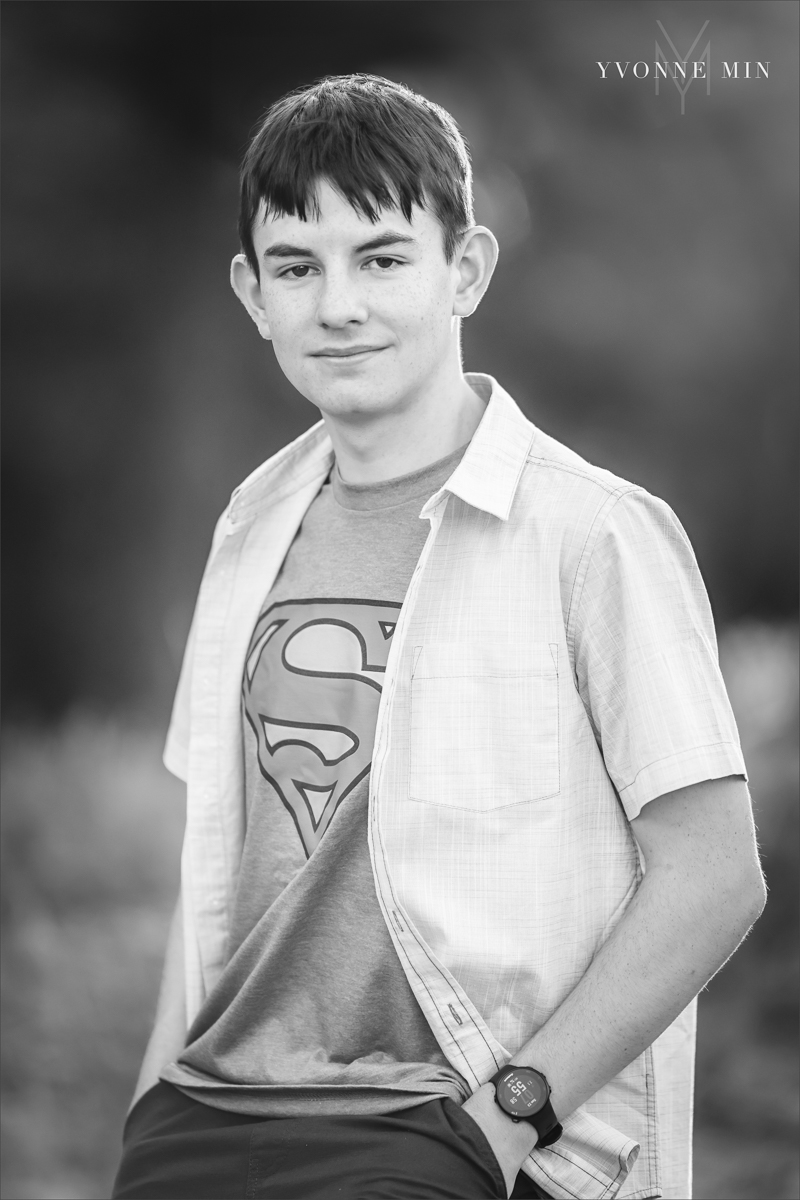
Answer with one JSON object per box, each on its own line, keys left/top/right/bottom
{"left": 1, "top": 0, "right": 798, "bottom": 723}
{"left": 1, "top": 720, "right": 184, "bottom": 1200}
{"left": 693, "top": 623, "right": 800, "bottom": 1200}
{"left": 1, "top": 622, "right": 797, "bottom": 1199}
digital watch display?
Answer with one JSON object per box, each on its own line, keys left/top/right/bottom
{"left": 488, "top": 1064, "right": 563, "bottom": 1147}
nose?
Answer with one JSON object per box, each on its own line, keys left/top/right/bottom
{"left": 315, "top": 268, "right": 368, "bottom": 329}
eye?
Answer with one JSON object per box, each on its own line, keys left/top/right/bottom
{"left": 369, "top": 256, "right": 400, "bottom": 270}
{"left": 281, "top": 264, "right": 315, "bottom": 279}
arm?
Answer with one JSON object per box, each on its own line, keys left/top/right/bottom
{"left": 463, "top": 775, "right": 766, "bottom": 1196}
{"left": 129, "top": 890, "right": 187, "bottom": 1112}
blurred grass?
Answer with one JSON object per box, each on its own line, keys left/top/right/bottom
{"left": 694, "top": 623, "right": 799, "bottom": 1200}
{"left": 1, "top": 623, "right": 797, "bottom": 1200}
{"left": 1, "top": 723, "right": 184, "bottom": 1200}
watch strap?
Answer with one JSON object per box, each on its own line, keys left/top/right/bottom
{"left": 532, "top": 1100, "right": 563, "bottom": 1147}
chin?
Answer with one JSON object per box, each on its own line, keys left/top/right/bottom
{"left": 307, "top": 380, "right": 403, "bottom": 419}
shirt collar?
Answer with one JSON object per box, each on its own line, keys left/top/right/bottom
{"left": 228, "top": 373, "right": 535, "bottom": 527}
{"left": 228, "top": 420, "right": 334, "bottom": 526}
{"left": 420, "top": 374, "right": 536, "bottom": 522}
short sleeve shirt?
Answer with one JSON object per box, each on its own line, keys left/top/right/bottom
{"left": 163, "top": 375, "right": 746, "bottom": 1200}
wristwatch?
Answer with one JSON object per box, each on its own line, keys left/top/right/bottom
{"left": 488, "top": 1064, "right": 563, "bottom": 1148}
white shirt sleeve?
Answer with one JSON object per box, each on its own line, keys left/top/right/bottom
{"left": 571, "top": 487, "right": 747, "bottom": 820}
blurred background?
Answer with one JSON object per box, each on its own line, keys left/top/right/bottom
{"left": 1, "top": 2, "right": 797, "bottom": 1197}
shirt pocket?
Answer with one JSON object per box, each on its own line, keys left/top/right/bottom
{"left": 409, "top": 642, "right": 560, "bottom": 812}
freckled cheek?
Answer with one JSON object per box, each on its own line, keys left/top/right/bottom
{"left": 265, "top": 298, "right": 313, "bottom": 358}
{"left": 386, "top": 291, "right": 452, "bottom": 348}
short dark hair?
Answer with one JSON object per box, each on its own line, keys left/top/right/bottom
{"left": 238, "top": 74, "right": 474, "bottom": 276}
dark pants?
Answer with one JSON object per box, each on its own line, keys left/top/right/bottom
{"left": 113, "top": 1082, "right": 550, "bottom": 1199}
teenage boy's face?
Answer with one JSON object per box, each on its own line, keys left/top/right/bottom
{"left": 236, "top": 181, "right": 472, "bottom": 420}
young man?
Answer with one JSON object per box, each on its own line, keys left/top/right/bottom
{"left": 114, "top": 75, "right": 765, "bottom": 1200}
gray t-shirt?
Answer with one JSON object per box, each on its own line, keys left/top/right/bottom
{"left": 162, "top": 443, "right": 470, "bottom": 1116}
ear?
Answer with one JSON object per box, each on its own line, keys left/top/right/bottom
{"left": 452, "top": 226, "right": 499, "bottom": 318}
{"left": 230, "top": 254, "right": 272, "bottom": 340}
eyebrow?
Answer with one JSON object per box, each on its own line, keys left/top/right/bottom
{"left": 262, "top": 230, "right": 418, "bottom": 260}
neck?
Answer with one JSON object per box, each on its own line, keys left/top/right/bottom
{"left": 320, "top": 361, "right": 487, "bottom": 485}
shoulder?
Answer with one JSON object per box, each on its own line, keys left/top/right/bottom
{"left": 202, "top": 420, "right": 334, "bottom": 552}
{"left": 515, "top": 425, "right": 675, "bottom": 534}
{"left": 511, "top": 428, "right": 697, "bottom": 606}
{"left": 524, "top": 427, "right": 638, "bottom": 501}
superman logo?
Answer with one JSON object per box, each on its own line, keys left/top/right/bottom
{"left": 242, "top": 598, "right": 400, "bottom": 858}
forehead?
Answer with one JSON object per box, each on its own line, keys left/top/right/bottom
{"left": 254, "top": 179, "right": 442, "bottom": 253}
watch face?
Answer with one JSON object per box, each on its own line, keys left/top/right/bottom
{"left": 496, "top": 1068, "right": 548, "bottom": 1117}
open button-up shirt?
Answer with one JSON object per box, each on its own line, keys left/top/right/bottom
{"left": 164, "top": 375, "right": 746, "bottom": 1200}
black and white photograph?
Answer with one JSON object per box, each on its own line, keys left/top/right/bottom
{"left": 2, "top": 3, "right": 798, "bottom": 1199}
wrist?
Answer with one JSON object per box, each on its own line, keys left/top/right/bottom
{"left": 471, "top": 1081, "right": 539, "bottom": 1152}
{"left": 462, "top": 1082, "right": 539, "bottom": 1197}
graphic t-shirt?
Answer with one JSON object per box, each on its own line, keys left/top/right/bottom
{"left": 162, "top": 443, "right": 470, "bottom": 1116}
